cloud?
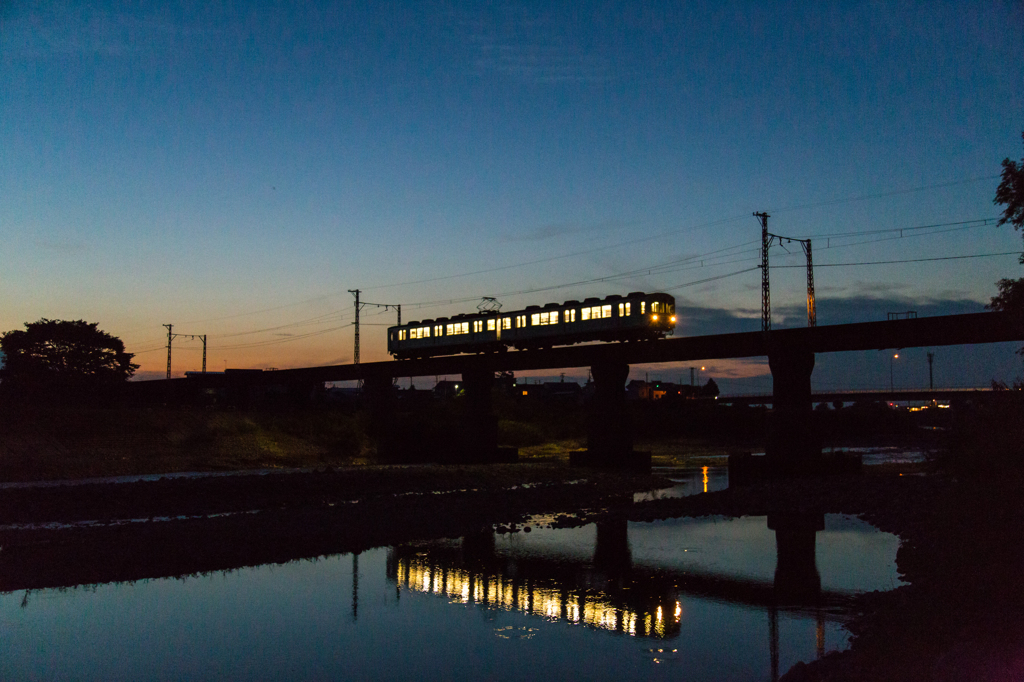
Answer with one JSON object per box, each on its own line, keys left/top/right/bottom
{"left": 1, "top": 7, "right": 202, "bottom": 58}
{"left": 672, "top": 292, "right": 991, "bottom": 337}
{"left": 464, "top": 6, "right": 619, "bottom": 84}
{"left": 772, "top": 294, "right": 987, "bottom": 328}
{"left": 503, "top": 219, "right": 635, "bottom": 243}
{"left": 34, "top": 239, "right": 87, "bottom": 253}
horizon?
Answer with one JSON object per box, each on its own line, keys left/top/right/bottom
{"left": 3, "top": 1, "right": 1022, "bottom": 389}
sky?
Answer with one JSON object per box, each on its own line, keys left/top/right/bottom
{"left": 2, "top": 1, "right": 1023, "bottom": 391}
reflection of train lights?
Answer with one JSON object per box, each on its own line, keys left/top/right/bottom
{"left": 395, "top": 556, "right": 681, "bottom": 638}
{"left": 702, "top": 466, "right": 709, "bottom": 494}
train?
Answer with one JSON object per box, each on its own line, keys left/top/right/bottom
{"left": 387, "top": 292, "right": 676, "bottom": 359}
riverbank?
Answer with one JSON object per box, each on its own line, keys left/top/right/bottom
{"left": 1, "top": 459, "right": 1021, "bottom": 678}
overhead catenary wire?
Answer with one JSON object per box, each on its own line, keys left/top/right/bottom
{"left": 126, "top": 205, "right": 1009, "bottom": 358}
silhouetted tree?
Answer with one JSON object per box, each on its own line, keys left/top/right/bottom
{"left": 0, "top": 319, "right": 137, "bottom": 405}
{"left": 995, "top": 131, "right": 1024, "bottom": 239}
{"left": 701, "top": 377, "right": 720, "bottom": 398}
{"left": 991, "top": 132, "right": 1024, "bottom": 356}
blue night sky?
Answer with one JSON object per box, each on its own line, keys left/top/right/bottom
{"left": 2, "top": 1, "right": 1023, "bottom": 390}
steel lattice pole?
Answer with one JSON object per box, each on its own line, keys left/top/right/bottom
{"left": 756, "top": 213, "right": 771, "bottom": 334}
{"left": 803, "top": 240, "right": 816, "bottom": 327}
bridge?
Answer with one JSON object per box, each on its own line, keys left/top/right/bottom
{"left": 718, "top": 387, "right": 997, "bottom": 406}
{"left": 175, "top": 311, "right": 1022, "bottom": 472}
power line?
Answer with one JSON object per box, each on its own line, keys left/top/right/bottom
{"left": 767, "top": 175, "right": 1001, "bottom": 215}
{"left": 771, "top": 251, "right": 1020, "bottom": 268}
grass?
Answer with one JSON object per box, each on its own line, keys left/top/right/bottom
{"left": 0, "top": 407, "right": 366, "bottom": 482}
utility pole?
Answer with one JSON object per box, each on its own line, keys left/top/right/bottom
{"left": 756, "top": 212, "right": 771, "bottom": 334}
{"left": 756, "top": 213, "right": 817, "bottom": 331}
{"left": 164, "top": 324, "right": 173, "bottom": 379}
{"left": 349, "top": 289, "right": 402, "bottom": 366}
{"left": 163, "top": 325, "right": 208, "bottom": 378}
{"left": 349, "top": 289, "right": 361, "bottom": 366}
{"left": 927, "top": 352, "right": 934, "bottom": 389}
{"left": 802, "top": 240, "right": 816, "bottom": 327}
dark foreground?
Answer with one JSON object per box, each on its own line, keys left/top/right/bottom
{"left": 1, "top": 464, "right": 1022, "bottom": 680}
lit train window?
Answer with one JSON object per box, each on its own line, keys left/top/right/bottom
{"left": 567, "top": 309, "right": 576, "bottom": 322}
{"left": 434, "top": 325, "right": 442, "bottom": 336}
{"left": 618, "top": 302, "right": 631, "bottom": 317}
{"left": 446, "top": 322, "right": 470, "bottom": 335}
{"left": 487, "top": 319, "right": 496, "bottom": 331}
{"left": 502, "top": 318, "right": 511, "bottom": 330}
{"left": 422, "top": 327, "right": 430, "bottom": 337}
{"left": 473, "top": 320, "right": 483, "bottom": 333}
{"left": 530, "top": 311, "right": 559, "bottom": 326}
{"left": 399, "top": 330, "right": 406, "bottom": 340}
{"left": 582, "top": 305, "right": 612, "bottom": 320}
{"left": 516, "top": 315, "right": 526, "bottom": 328}
{"left": 641, "top": 301, "right": 646, "bottom": 315}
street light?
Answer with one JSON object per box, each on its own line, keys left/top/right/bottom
{"left": 890, "top": 353, "right": 899, "bottom": 393}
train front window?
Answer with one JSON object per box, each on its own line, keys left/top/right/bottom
{"left": 502, "top": 318, "right": 511, "bottom": 330}
{"left": 487, "top": 319, "right": 496, "bottom": 331}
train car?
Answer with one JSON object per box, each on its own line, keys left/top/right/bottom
{"left": 387, "top": 292, "right": 676, "bottom": 359}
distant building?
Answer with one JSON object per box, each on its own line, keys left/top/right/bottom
{"left": 516, "top": 381, "right": 583, "bottom": 404}
{"left": 433, "top": 380, "right": 462, "bottom": 399}
{"left": 626, "top": 380, "right": 701, "bottom": 401}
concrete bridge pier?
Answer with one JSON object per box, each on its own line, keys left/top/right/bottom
{"left": 458, "top": 367, "right": 504, "bottom": 462}
{"left": 362, "top": 371, "right": 399, "bottom": 456}
{"left": 572, "top": 359, "right": 650, "bottom": 470}
{"left": 766, "top": 347, "right": 821, "bottom": 475}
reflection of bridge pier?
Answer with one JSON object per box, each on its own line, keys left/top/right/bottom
{"left": 767, "top": 510, "right": 825, "bottom": 681}
{"left": 593, "top": 519, "right": 632, "bottom": 582}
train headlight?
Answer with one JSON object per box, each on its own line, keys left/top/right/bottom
{"left": 652, "top": 314, "right": 658, "bottom": 321}
{"left": 670, "top": 316, "right": 676, "bottom": 323}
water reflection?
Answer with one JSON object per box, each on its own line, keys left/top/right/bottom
{"left": 387, "top": 514, "right": 884, "bottom": 646}
{"left": 634, "top": 465, "right": 729, "bottom": 501}
{"left": 0, "top": 513, "right": 900, "bottom": 682}
{"left": 389, "top": 522, "right": 680, "bottom": 639}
